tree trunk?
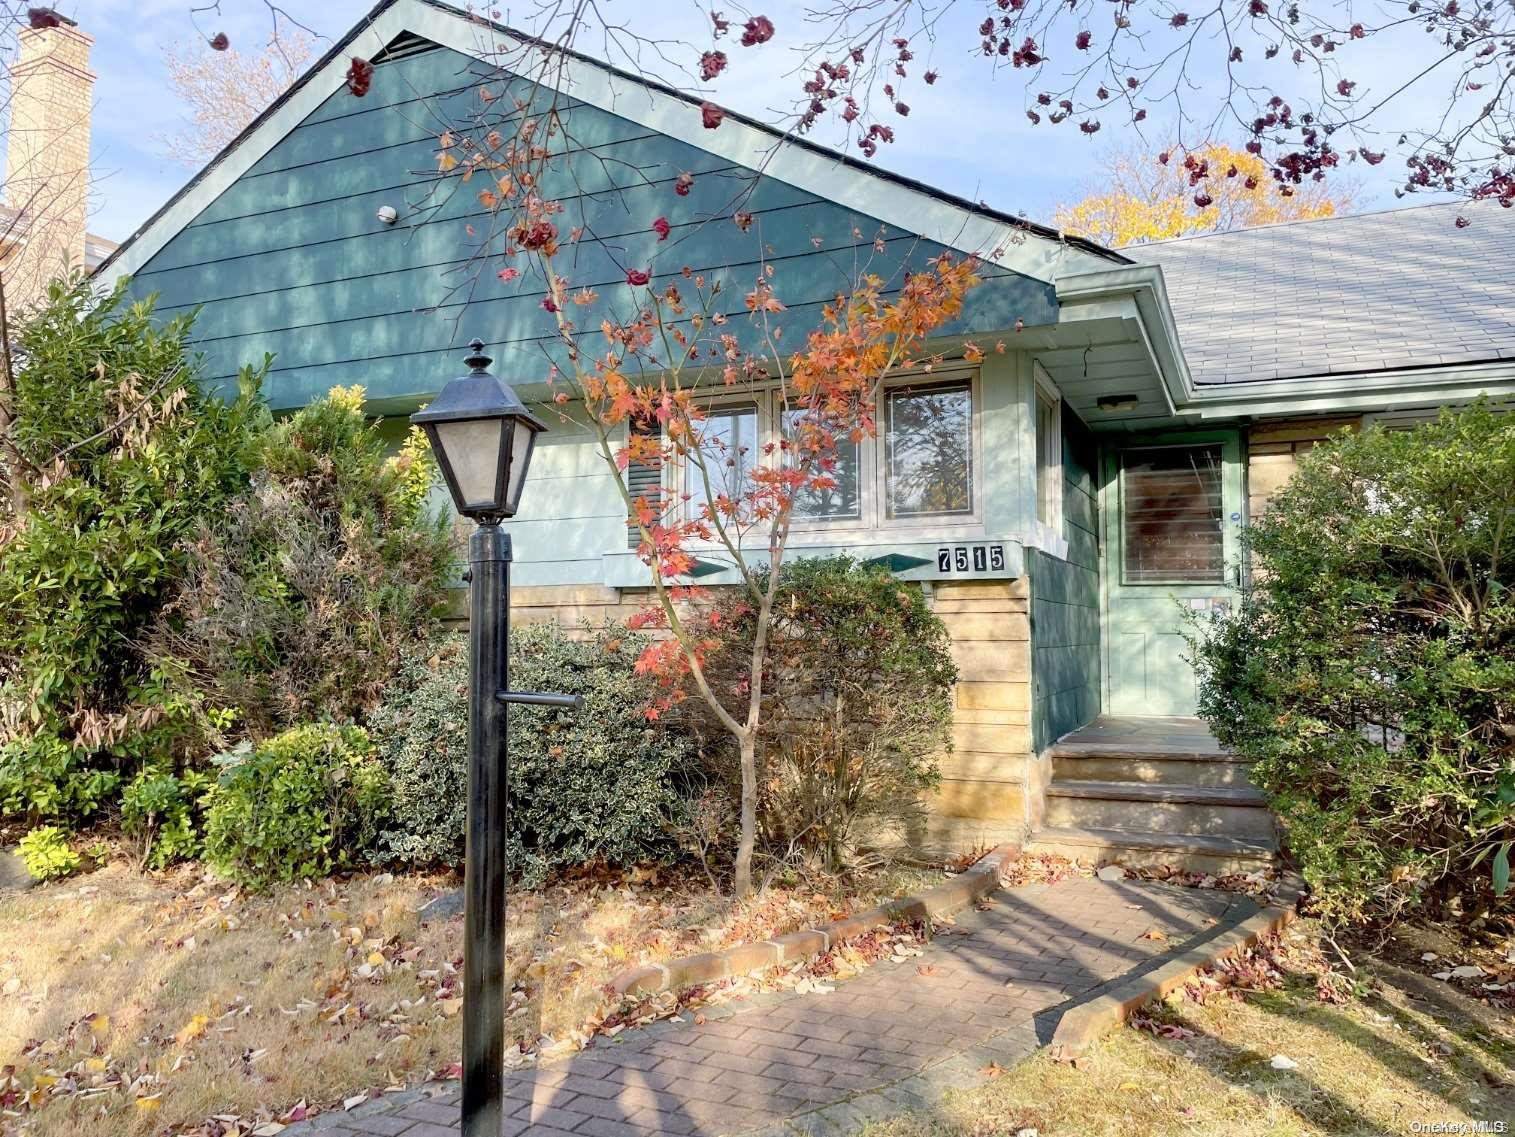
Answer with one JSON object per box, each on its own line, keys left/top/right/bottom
{"left": 734, "top": 730, "right": 757, "bottom": 898}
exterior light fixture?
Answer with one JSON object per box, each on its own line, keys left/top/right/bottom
{"left": 376, "top": 204, "right": 399, "bottom": 225}
{"left": 412, "top": 339, "right": 545, "bottom": 521}
{"left": 411, "top": 341, "right": 575, "bottom": 1137}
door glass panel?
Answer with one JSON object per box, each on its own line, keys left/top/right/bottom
{"left": 1121, "top": 444, "right": 1224, "bottom": 584}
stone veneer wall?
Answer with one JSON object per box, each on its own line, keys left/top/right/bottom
{"left": 1246, "top": 415, "right": 1362, "bottom": 518}
{"left": 466, "top": 577, "right": 1036, "bottom": 853}
{"left": 926, "top": 578, "right": 1034, "bottom": 851}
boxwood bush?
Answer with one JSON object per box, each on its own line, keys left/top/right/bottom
{"left": 1192, "top": 402, "right": 1515, "bottom": 923}
{"left": 370, "top": 623, "right": 695, "bottom": 880}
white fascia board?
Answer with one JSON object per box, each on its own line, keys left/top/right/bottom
{"left": 1056, "top": 264, "right": 1193, "bottom": 414}
{"left": 100, "top": 0, "right": 1097, "bottom": 291}
{"left": 97, "top": 3, "right": 414, "bottom": 286}
{"left": 400, "top": 3, "right": 1100, "bottom": 283}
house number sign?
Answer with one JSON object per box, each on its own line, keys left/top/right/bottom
{"left": 936, "top": 543, "right": 1007, "bottom": 574}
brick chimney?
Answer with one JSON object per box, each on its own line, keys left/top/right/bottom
{"left": 2, "top": 11, "right": 95, "bottom": 314}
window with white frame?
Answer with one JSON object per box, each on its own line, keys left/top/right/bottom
{"left": 1035, "top": 378, "right": 1063, "bottom": 530}
{"left": 682, "top": 400, "right": 760, "bottom": 522}
{"left": 672, "top": 373, "right": 981, "bottom": 537}
{"left": 883, "top": 381, "right": 974, "bottom": 519}
{"left": 781, "top": 408, "right": 864, "bottom": 520}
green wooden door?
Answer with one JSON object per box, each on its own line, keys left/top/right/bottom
{"left": 1102, "top": 430, "right": 1244, "bottom": 716}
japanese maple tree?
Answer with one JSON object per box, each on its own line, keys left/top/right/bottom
{"left": 433, "top": 118, "right": 981, "bottom": 895}
{"left": 403, "top": 0, "right": 1513, "bottom": 223}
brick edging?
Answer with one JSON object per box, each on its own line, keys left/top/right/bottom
{"left": 1045, "top": 873, "right": 1308, "bottom": 1062}
{"left": 609, "top": 843, "right": 1020, "bottom": 998}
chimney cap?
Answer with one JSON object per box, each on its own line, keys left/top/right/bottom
{"left": 28, "top": 9, "right": 79, "bottom": 29}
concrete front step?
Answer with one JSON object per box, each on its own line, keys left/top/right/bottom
{"left": 1052, "top": 753, "right": 1257, "bottom": 789}
{"left": 1027, "top": 825, "right": 1277, "bottom": 875}
{"left": 1044, "top": 780, "right": 1276, "bottom": 840}
{"left": 1048, "top": 738, "right": 1242, "bottom": 763}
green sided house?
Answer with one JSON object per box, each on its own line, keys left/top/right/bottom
{"left": 95, "top": 0, "right": 1515, "bottom": 870}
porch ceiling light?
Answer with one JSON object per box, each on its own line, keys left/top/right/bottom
{"left": 411, "top": 339, "right": 545, "bottom": 520}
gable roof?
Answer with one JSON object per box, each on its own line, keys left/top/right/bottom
{"left": 1136, "top": 200, "right": 1515, "bottom": 387}
{"left": 96, "top": 0, "right": 1122, "bottom": 291}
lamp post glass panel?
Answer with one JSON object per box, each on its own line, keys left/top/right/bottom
{"left": 412, "top": 341, "right": 575, "bottom": 1137}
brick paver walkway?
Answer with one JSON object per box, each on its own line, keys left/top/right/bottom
{"left": 289, "top": 878, "right": 1259, "bottom": 1137}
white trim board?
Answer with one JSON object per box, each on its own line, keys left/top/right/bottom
{"left": 96, "top": 0, "right": 1116, "bottom": 291}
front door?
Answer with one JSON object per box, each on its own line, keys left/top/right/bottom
{"left": 1102, "top": 430, "right": 1245, "bottom": 716}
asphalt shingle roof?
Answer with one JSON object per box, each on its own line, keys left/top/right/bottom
{"left": 1134, "top": 200, "right": 1515, "bottom": 387}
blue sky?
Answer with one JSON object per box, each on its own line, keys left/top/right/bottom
{"left": 73, "top": 0, "right": 1444, "bottom": 245}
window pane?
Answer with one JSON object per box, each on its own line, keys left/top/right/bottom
{"left": 1036, "top": 391, "right": 1058, "bottom": 525}
{"left": 885, "top": 383, "right": 973, "bottom": 518}
{"left": 686, "top": 403, "right": 758, "bottom": 520}
{"left": 782, "top": 409, "right": 862, "bottom": 520}
{"left": 1121, "top": 445, "right": 1224, "bottom": 584}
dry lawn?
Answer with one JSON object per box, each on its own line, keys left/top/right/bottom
{"left": 860, "top": 918, "right": 1515, "bottom": 1137}
{"left": 0, "top": 858, "right": 938, "bottom": 1136}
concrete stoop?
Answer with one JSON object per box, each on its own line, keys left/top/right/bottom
{"left": 1028, "top": 721, "right": 1278, "bottom": 873}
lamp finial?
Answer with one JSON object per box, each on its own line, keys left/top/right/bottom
{"left": 464, "top": 339, "right": 492, "bottom": 373}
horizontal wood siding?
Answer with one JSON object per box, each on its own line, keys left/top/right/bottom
{"left": 124, "top": 43, "right": 1057, "bottom": 410}
{"left": 462, "top": 576, "right": 1034, "bottom": 854}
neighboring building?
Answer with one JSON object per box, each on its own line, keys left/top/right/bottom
{"left": 94, "top": 0, "right": 1515, "bottom": 869}
{"left": 1, "top": 11, "right": 117, "bottom": 316}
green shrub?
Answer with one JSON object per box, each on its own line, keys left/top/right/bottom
{"left": 699, "top": 556, "right": 955, "bottom": 874}
{"left": 1192, "top": 402, "right": 1515, "bottom": 923}
{"left": 0, "top": 278, "right": 262, "bottom": 824}
{"left": 0, "top": 733, "right": 120, "bottom": 822}
{"left": 203, "top": 724, "right": 390, "bottom": 888}
{"left": 18, "top": 825, "right": 81, "bottom": 881}
{"left": 370, "top": 624, "right": 695, "bottom": 878}
{"left": 366, "top": 637, "right": 469, "bottom": 869}
{"left": 122, "top": 768, "right": 212, "bottom": 868}
{"left": 148, "top": 386, "right": 455, "bottom": 737}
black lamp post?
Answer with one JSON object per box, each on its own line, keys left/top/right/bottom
{"left": 412, "top": 340, "right": 579, "bottom": 1137}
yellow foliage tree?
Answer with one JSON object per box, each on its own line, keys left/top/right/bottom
{"left": 157, "top": 34, "right": 312, "bottom": 165}
{"left": 1053, "top": 143, "right": 1357, "bottom": 248}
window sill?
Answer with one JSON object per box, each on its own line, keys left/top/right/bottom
{"left": 1023, "top": 521, "right": 1069, "bottom": 562}
{"left": 601, "top": 535, "right": 1026, "bottom": 589}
